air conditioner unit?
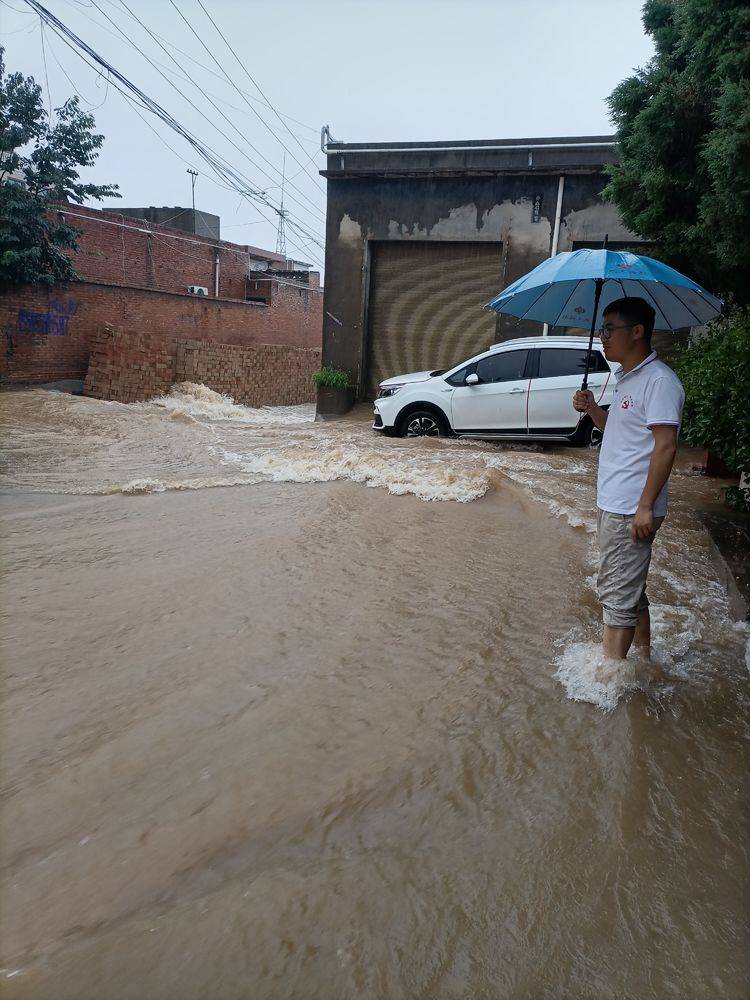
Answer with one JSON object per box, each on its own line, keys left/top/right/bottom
{"left": 187, "top": 285, "right": 208, "bottom": 296}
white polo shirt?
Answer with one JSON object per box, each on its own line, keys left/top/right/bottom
{"left": 597, "top": 352, "right": 685, "bottom": 517}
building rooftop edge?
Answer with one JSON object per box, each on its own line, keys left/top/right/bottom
{"left": 326, "top": 135, "right": 617, "bottom": 152}
{"left": 53, "top": 202, "right": 290, "bottom": 265}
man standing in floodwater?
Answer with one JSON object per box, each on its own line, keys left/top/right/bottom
{"left": 573, "top": 296, "right": 685, "bottom": 662}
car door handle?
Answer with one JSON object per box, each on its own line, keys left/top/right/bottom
{"left": 510, "top": 387, "right": 524, "bottom": 394}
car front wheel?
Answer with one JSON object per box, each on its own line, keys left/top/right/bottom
{"left": 399, "top": 409, "right": 447, "bottom": 438}
{"left": 572, "top": 415, "right": 604, "bottom": 448}
{"left": 587, "top": 425, "right": 604, "bottom": 448}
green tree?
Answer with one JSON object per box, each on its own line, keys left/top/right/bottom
{"left": 675, "top": 310, "right": 750, "bottom": 510}
{"left": 0, "top": 47, "right": 119, "bottom": 286}
{"left": 604, "top": 0, "right": 750, "bottom": 301}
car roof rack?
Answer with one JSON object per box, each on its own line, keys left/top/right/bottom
{"left": 489, "top": 335, "right": 603, "bottom": 350}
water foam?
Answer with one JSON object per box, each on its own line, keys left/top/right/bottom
{"left": 118, "top": 474, "right": 260, "bottom": 495}
{"left": 554, "top": 641, "right": 653, "bottom": 711}
{"left": 149, "top": 383, "right": 315, "bottom": 425}
{"left": 219, "top": 444, "right": 495, "bottom": 503}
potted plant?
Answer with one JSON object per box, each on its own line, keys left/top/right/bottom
{"left": 313, "top": 364, "right": 355, "bottom": 417}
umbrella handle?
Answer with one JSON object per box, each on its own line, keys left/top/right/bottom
{"left": 581, "top": 277, "right": 604, "bottom": 392}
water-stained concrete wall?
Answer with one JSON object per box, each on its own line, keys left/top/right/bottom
{"left": 320, "top": 140, "right": 638, "bottom": 399}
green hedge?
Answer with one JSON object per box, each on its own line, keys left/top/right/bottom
{"left": 312, "top": 365, "right": 352, "bottom": 390}
{"left": 675, "top": 308, "right": 750, "bottom": 511}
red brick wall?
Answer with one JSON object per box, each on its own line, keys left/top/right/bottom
{"left": 56, "top": 203, "right": 289, "bottom": 300}
{"left": 0, "top": 286, "right": 89, "bottom": 383}
{"left": 84, "top": 327, "right": 320, "bottom": 406}
{"left": 1, "top": 280, "right": 323, "bottom": 385}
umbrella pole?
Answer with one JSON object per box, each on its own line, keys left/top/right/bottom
{"left": 582, "top": 277, "right": 604, "bottom": 391}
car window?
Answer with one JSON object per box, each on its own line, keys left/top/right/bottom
{"left": 537, "top": 348, "right": 608, "bottom": 378}
{"left": 445, "top": 362, "right": 478, "bottom": 387}
{"left": 475, "top": 350, "right": 529, "bottom": 384}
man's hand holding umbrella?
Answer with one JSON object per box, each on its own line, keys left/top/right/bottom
{"left": 573, "top": 387, "right": 607, "bottom": 430}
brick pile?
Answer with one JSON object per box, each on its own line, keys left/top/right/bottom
{"left": 84, "top": 328, "right": 320, "bottom": 406}
{"left": 175, "top": 339, "right": 321, "bottom": 407}
{"left": 84, "top": 326, "right": 176, "bottom": 402}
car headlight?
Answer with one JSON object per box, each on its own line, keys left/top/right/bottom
{"left": 377, "top": 385, "right": 403, "bottom": 398}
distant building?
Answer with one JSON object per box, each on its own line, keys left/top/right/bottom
{"left": 58, "top": 203, "right": 314, "bottom": 302}
{"left": 319, "top": 134, "right": 646, "bottom": 402}
{"left": 1, "top": 202, "right": 322, "bottom": 388}
{"left": 118, "top": 205, "right": 221, "bottom": 241}
{"left": 1, "top": 166, "right": 26, "bottom": 187}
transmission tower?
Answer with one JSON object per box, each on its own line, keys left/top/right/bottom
{"left": 275, "top": 153, "right": 288, "bottom": 257}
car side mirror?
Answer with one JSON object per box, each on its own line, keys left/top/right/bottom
{"left": 465, "top": 373, "right": 479, "bottom": 386}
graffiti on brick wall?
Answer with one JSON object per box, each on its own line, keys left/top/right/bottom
{"left": 16, "top": 299, "right": 78, "bottom": 338}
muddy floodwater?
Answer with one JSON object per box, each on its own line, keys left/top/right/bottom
{"left": 1, "top": 385, "right": 748, "bottom": 999}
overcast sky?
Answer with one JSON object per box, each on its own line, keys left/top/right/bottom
{"left": 2, "top": 0, "right": 654, "bottom": 270}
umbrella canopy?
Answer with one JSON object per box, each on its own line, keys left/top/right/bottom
{"left": 486, "top": 249, "right": 722, "bottom": 330}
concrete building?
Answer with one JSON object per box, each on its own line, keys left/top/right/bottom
{"left": 118, "top": 205, "right": 221, "bottom": 241}
{"left": 319, "top": 135, "right": 645, "bottom": 402}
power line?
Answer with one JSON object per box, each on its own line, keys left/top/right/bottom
{"left": 17, "top": 0, "right": 325, "bottom": 263}
{"left": 92, "top": 0, "right": 325, "bottom": 226}
{"left": 112, "top": 0, "right": 323, "bottom": 213}
{"left": 23, "top": 2, "right": 325, "bottom": 268}
{"left": 61, "top": 0, "right": 320, "bottom": 136}
{"left": 39, "top": 19, "right": 53, "bottom": 116}
{"left": 54, "top": 0, "right": 323, "bottom": 230}
{"left": 22, "top": 0, "right": 325, "bottom": 265}
{"left": 132, "top": 101, "right": 323, "bottom": 266}
{"left": 171, "top": 0, "right": 325, "bottom": 196}
{"left": 115, "top": 91, "right": 270, "bottom": 220}
{"left": 57, "top": 0, "right": 320, "bottom": 148}
{"left": 43, "top": 25, "right": 97, "bottom": 106}
{"left": 193, "top": 0, "right": 324, "bottom": 189}
{"left": 56, "top": 207, "right": 323, "bottom": 289}
{"left": 112, "top": 89, "right": 323, "bottom": 266}
{"left": 46, "top": 29, "right": 111, "bottom": 112}
{"left": 45, "top": 34, "right": 264, "bottom": 210}
{"left": 0, "top": 14, "right": 38, "bottom": 34}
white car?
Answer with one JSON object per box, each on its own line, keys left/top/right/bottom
{"left": 372, "top": 336, "right": 616, "bottom": 446}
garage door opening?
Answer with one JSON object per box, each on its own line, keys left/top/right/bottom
{"left": 364, "top": 241, "right": 503, "bottom": 398}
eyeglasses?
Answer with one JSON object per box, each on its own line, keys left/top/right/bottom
{"left": 598, "top": 323, "right": 634, "bottom": 340}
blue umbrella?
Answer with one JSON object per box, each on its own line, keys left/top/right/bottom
{"left": 486, "top": 247, "right": 722, "bottom": 388}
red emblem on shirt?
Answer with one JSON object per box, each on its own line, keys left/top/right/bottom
{"left": 621, "top": 394, "right": 634, "bottom": 409}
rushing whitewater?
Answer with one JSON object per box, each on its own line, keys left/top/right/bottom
{"left": 0, "top": 383, "right": 743, "bottom": 710}
{"left": 1, "top": 385, "right": 747, "bottom": 999}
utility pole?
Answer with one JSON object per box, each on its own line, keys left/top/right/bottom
{"left": 275, "top": 154, "right": 287, "bottom": 259}
{"left": 187, "top": 169, "right": 198, "bottom": 235}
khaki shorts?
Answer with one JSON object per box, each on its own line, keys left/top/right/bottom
{"left": 597, "top": 509, "right": 665, "bottom": 629}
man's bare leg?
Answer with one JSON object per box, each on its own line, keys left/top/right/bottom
{"left": 603, "top": 624, "right": 635, "bottom": 660}
{"left": 604, "top": 612, "right": 667, "bottom": 680}
{"left": 634, "top": 607, "right": 669, "bottom": 679}
{"left": 633, "top": 608, "right": 651, "bottom": 659}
